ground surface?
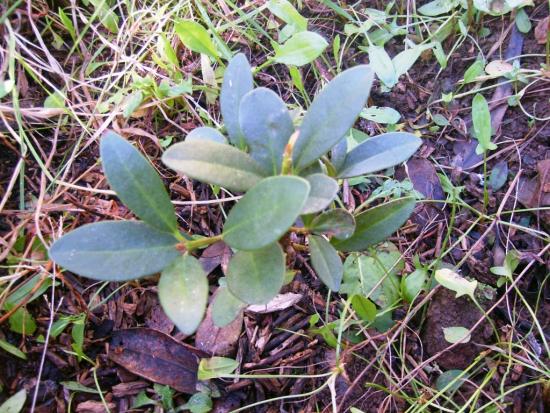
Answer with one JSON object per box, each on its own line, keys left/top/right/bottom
{"left": 0, "top": 1, "right": 549, "bottom": 412}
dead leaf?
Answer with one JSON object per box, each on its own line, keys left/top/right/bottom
{"left": 76, "top": 401, "right": 116, "bottom": 413}
{"left": 517, "top": 159, "right": 550, "bottom": 225}
{"left": 199, "top": 241, "right": 232, "bottom": 275}
{"left": 144, "top": 304, "right": 174, "bottom": 334}
{"left": 535, "top": 16, "right": 550, "bottom": 44}
{"left": 195, "top": 288, "right": 243, "bottom": 356}
{"left": 108, "top": 328, "right": 206, "bottom": 394}
{"left": 246, "top": 293, "right": 303, "bottom": 314}
{"left": 485, "top": 60, "right": 513, "bottom": 77}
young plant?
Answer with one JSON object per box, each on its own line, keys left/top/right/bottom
{"left": 49, "top": 54, "right": 422, "bottom": 335}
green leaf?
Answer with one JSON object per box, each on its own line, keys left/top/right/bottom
{"left": 301, "top": 174, "right": 339, "bottom": 214}
{"left": 401, "top": 268, "right": 428, "bottom": 303}
{"left": 123, "top": 91, "right": 143, "bottom": 118}
{"left": 361, "top": 106, "right": 401, "bottom": 124}
{"left": 418, "top": 0, "right": 459, "bottom": 16}
{"left": 368, "top": 45, "right": 397, "bottom": 87}
{"left": 333, "top": 198, "right": 415, "bottom": 251}
{"left": 436, "top": 370, "right": 467, "bottom": 393}
{"left": 239, "top": 87, "right": 294, "bottom": 175}
{"left": 268, "top": 0, "right": 308, "bottom": 31}
{"left": 443, "top": 326, "right": 471, "bottom": 344}
{"left": 223, "top": 176, "right": 310, "bottom": 250}
{"left": 61, "top": 381, "right": 101, "bottom": 394}
{"left": 340, "top": 245, "right": 403, "bottom": 308}
{"left": 159, "top": 254, "right": 208, "bottom": 335}
{"left": 162, "top": 140, "right": 265, "bottom": 192}
{"left": 463, "top": 59, "right": 485, "bottom": 83}
{"left": 435, "top": 268, "right": 477, "bottom": 300}
{"left": 198, "top": 357, "right": 238, "bottom": 380}
{"left": 274, "top": 31, "right": 328, "bottom": 66}
{"left": 309, "top": 209, "right": 356, "bottom": 240}
{"left": 181, "top": 392, "right": 213, "bottom": 413}
{"left": 515, "top": 8, "right": 531, "bottom": 33}
{"left": 392, "top": 44, "right": 432, "bottom": 78}
{"left": 221, "top": 53, "right": 253, "bottom": 147}
{"left": 49, "top": 221, "right": 179, "bottom": 281}
{"left": 88, "top": 0, "right": 119, "bottom": 33}
{"left": 4, "top": 274, "right": 53, "bottom": 308}
{"left": 309, "top": 235, "right": 343, "bottom": 291}
{"left": 292, "top": 65, "right": 374, "bottom": 170}
{"left": 186, "top": 126, "right": 227, "bottom": 144}
{"left": 0, "top": 79, "right": 14, "bottom": 99}
{"left": 0, "top": 339, "right": 27, "bottom": 360}
{"left": 174, "top": 20, "right": 218, "bottom": 59}
{"left": 100, "top": 131, "right": 177, "bottom": 233}
{"left": 471, "top": 93, "right": 497, "bottom": 155}
{"left": 212, "top": 286, "right": 246, "bottom": 327}
{"left": 489, "top": 160, "right": 508, "bottom": 191}
{"left": 0, "top": 389, "right": 26, "bottom": 413}
{"left": 337, "top": 133, "right": 421, "bottom": 178}
{"left": 8, "top": 307, "right": 36, "bottom": 335}
{"left": 227, "top": 243, "right": 285, "bottom": 304}
{"left": 351, "top": 295, "right": 377, "bottom": 322}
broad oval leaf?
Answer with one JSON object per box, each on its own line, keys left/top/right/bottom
{"left": 337, "top": 132, "right": 422, "bottom": 178}
{"left": 198, "top": 357, "right": 239, "bottom": 381}
{"left": 361, "top": 106, "right": 401, "bottom": 124}
{"left": 471, "top": 93, "right": 496, "bottom": 155}
{"left": 268, "top": 0, "right": 308, "bottom": 31}
{"left": 301, "top": 173, "right": 339, "bottom": 214}
{"left": 227, "top": 243, "right": 285, "bottom": 304}
{"left": 274, "top": 31, "right": 328, "bottom": 66}
{"left": 49, "top": 221, "right": 179, "bottom": 281}
{"left": 100, "top": 131, "right": 176, "bottom": 233}
{"left": 330, "top": 138, "right": 347, "bottom": 171}
{"left": 220, "top": 53, "right": 253, "bottom": 146}
{"left": 333, "top": 198, "right": 415, "bottom": 251}
{"left": 418, "top": 0, "right": 459, "bottom": 16}
{"left": 211, "top": 286, "right": 246, "bottom": 327}
{"left": 309, "top": 235, "right": 343, "bottom": 291}
{"left": 309, "top": 209, "right": 356, "bottom": 240}
{"left": 434, "top": 268, "right": 478, "bottom": 300}
{"left": 159, "top": 254, "right": 208, "bottom": 335}
{"left": 401, "top": 268, "right": 428, "bottom": 303}
{"left": 174, "top": 20, "right": 219, "bottom": 59}
{"left": 186, "top": 126, "right": 227, "bottom": 144}
{"left": 351, "top": 295, "right": 377, "bottom": 322}
{"left": 162, "top": 140, "right": 265, "bottom": 192}
{"left": 223, "top": 176, "right": 310, "bottom": 250}
{"left": 292, "top": 65, "right": 374, "bottom": 170}
{"left": 239, "top": 87, "right": 294, "bottom": 175}
{"left": 368, "top": 45, "right": 397, "bottom": 87}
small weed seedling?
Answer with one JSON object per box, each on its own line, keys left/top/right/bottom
{"left": 49, "top": 54, "right": 421, "bottom": 335}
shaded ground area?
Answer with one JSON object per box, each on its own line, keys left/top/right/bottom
{"left": 1, "top": 1, "right": 549, "bottom": 412}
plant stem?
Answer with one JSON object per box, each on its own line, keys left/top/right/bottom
{"left": 483, "top": 152, "right": 489, "bottom": 214}
{"left": 184, "top": 234, "right": 223, "bottom": 251}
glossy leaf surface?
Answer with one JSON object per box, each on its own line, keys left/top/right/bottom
{"left": 333, "top": 198, "right": 415, "bottom": 251}
{"left": 292, "top": 65, "right": 374, "bottom": 170}
{"left": 159, "top": 255, "right": 208, "bottom": 335}
{"left": 227, "top": 243, "right": 285, "bottom": 304}
{"left": 239, "top": 87, "right": 294, "bottom": 174}
{"left": 223, "top": 176, "right": 310, "bottom": 250}
{"left": 337, "top": 132, "right": 421, "bottom": 178}
{"left": 162, "top": 140, "right": 265, "bottom": 192}
{"left": 49, "top": 221, "right": 179, "bottom": 281}
{"left": 100, "top": 131, "right": 176, "bottom": 233}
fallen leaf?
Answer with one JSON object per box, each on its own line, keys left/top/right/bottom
{"left": 246, "top": 293, "right": 303, "bottom": 314}
{"left": 443, "top": 326, "right": 471, "bottom": 344}
{"left": 518, "top": 159, "right": 550, "bottom": 225}
{"left": 535, "top": 16, "right": 550, "bottom": 44}
{"left": 485, "top": 60, "right": 514, "bottom": 77}
{"left": 199, "top": 241, "right": 232, "bottom": 275}
{"left": 76, "top": 400, "right": 116, "bottom": 413}
{"left": 195, "top": 288, "right": 243, "bottom": 356}
{"left": 108, "top": 328, "right": 206, "bottom": 394}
